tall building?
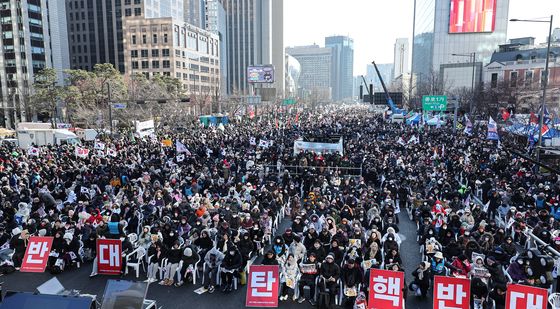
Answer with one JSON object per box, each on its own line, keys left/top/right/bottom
{"left": 411, "top": 0, "right": 509, "bottom": 91}
{"left": 205, "top": 0, "right": 228, "bottom": 96}
{"left": 286, "top": 45, "right": 332, "bottom": 101}
{"left": 222, "top": 0, "right": 284, "bottom": 97}
{"left": 325, "top": 35, "right": 354, "bottom": 101}
{"left": 66, "top": 0, "right": 184, "bottom": 73}
{"left": 0, "top": 0, "right": 70, "bottom": 128}
{"left": 122, "top": 17, "right": 220, "bottom": 96}
{"left": 366, "top": 63, "right": 393, "bottom": 93}
{"left": 184, "top": 0, "right": 205, "bottom": 29}
{"left": 393, "top": 38, "right": 409, "bottom": 80}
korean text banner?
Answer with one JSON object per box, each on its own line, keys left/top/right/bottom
{"left": 21, "top": 236, "right": 53, "bottom": 273}
{"left": 434, "top": 276, "right": 471, "bottom": 309}
{"left": 246, "top": 265, "right": 280, "bottom": 308}
{"left": 96, "top": 239, "right": 122, "bottom": 275}
{"left": 506, "top": 283, "right": 547, "bottom": 309}
{"left": 368, "top": 268, "right": 404, "bottom": 309}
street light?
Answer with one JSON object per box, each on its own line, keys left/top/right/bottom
{"left": 510, "top": 15, "right": 553, "bottom": 166}
{"left": 451, "top": 52, "right": 476, "bottom": 115}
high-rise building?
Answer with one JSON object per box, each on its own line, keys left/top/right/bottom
{"left": 325, "top": 35, "right": 354, "bottom": 101}
{"left": 66, "top": 0, "right": 184, "bottom": 73}
{"left": 285, "top": 45, "right": 332, "bottom": 101}
{"left": 0, "top": 0, "right": 70, "bottom": 128}
{"left": 393, "top": 38, "right": 409, "bottom": 80}
{"left": 222, "top": 0, "right": 285, "bottom": 97}
{"left": 411, "top": 0, "right": 509, "bottom": 91}
{"left": 122, "top": 17, "right": 220, "bottom": 96}
{"left": 366, "top": 63, "right": 393, "bottom": 93}
{"left": 184, "top": 0, "right": 205, "bottom": 29}
{"left": 205, "top": 0, "right": 228, "bottom": 96}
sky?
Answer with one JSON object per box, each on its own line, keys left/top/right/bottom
{"left": 284, "top": 0, "right": 560, "bottom": 76}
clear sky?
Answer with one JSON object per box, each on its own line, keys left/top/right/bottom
{"left": 284, "top": 0, "right": 560, "bottom": 76}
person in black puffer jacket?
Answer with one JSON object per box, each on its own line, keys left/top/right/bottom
{"left": 319, "top": 253, "right": 340, "bottom": 305}
{"left": 161, "top": 240, "right": 182, "bottom": 286}
{"left": 220, "top": 246, "right": 243, "bottom": 292}
{"left": 341, "top": 258, "right": 363, "bottom": 308}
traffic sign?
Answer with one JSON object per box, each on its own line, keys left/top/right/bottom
{"left": 422, "top": 95, "right": 447, "bottom": 111}
{"left": 282, "top": 98, "right": 296, "bottom": 105}
{"left": 112, "top": 103, "right": 127, "bottom": 109}
{"left": 246, "top": 96, "right": 262, "bottom": 105}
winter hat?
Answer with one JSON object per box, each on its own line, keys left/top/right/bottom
{"left": 326, "top": 253, "right": 335, "bottom": 260}
{"left": 183, "top": 248, "right": 193, "bottom": 257}
{"left": 63, "top": 233, "right": 73, "bottom": 241}
{"left": 38, "top": 229, "right": 47, "bottom": 237}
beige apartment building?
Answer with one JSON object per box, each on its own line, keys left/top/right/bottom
{"left": 123, "top": 16, "right": 220, "bottom": 96}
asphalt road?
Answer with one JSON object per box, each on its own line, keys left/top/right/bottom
{"left": 1, "top": 214, "right": 432, "bottom": 309}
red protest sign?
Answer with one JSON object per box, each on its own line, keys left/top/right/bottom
{"left": 433, "top": 276, "right": 470, "bottom": 309}
{"left": 21, "top": 236, "right": 53, "bottom": 273}
{"left": 96, "top": 238, "right": 121, "bottom": 275}
{"left": 246, "top": 265, "right": 279, "bottom": 307}
{"left": 368, "top": 268, "right": 404, "bottom": 309}
{"left": 506, "top": 283, "right": 548, "bottom": 309}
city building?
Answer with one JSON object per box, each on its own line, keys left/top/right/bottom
{"left": 325, "top": 35, "right": 354, "bottom": 101}
{"left": 366, "top": 63, "right": 393, "bottom": 93}
{"left": 0, "top": 0, "right": 70, "bottom": 128}
{"left": 222, "top": 0, "right": 284, "bottom": 98}
{"left": 393, "top": 38, "right": 409, "bottom": 80}
{"left": 66, "top": 0, "right": 184, "bottom": 73}
{"left": 205, "top": 0, "right": 228, "bottom": 96}
{"left": 483, "top": 39, "right": 560, "bottom": 111}
{"left": 184, "top": 0, "right": 205, "bottom": 29}
{"left": 122, "top": 16, "right": 220, "bottom": 96}
{"left": 411, "top": 0, "right": 510, "bottom": 91}
{"left": 285, "top": 45, "right": 332, "bottom": 101}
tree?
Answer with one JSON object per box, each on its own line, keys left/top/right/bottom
{"left": 30, "top": 68, "right": 61, "bottom": 127}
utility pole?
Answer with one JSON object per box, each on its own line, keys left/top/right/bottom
{"left": 108, "top": 83, "right": 113, "bottom": 135}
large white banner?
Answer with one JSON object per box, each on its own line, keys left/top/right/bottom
{"left": 293, "top": 138, "right": 343, "bottom": 155}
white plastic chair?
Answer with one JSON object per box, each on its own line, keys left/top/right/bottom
{"left": 128, "top": 233, "right": 138, "bottom": 247}
{"left": 549, "top": 293, "right": 560, "bottom": 309}
{"left": 125, "top": 247, "right": 146, "bottom": 278}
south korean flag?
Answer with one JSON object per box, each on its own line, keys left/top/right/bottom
{"left": 94, "top": 141, "right": 105, "bottom": 150}
{"left": 176, "top": 154, "right": 185, "bottom": 163}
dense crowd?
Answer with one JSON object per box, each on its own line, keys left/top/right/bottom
{"left": 0, "top": 105, "right": 558, "bottom": 308}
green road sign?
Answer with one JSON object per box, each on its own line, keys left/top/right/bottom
{"left": 282, "top": 98, "right": 296, "bottom": 105}
{"left": 422, "top": 95, "right": 447, "bottom": 111}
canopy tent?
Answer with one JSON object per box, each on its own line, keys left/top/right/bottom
{"left": 406, "top": 113, "right": 421, "bottom": 125}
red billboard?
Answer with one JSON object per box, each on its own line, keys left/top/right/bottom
{"left": 21, "top": 236, "right": 53, "bottom": 273}
{"left": 96, "top": 239, "right": 122, "bottom": 275}
{"left": 505, "top": 284, "right": 548, "bottom": 309}
{"left": 245, "top": 265, "right": 279, "bottom": 307}
{"left": 433, "top": 276, "right": 471, "bottom": 309}
{"left": 449, "top": 0, "right": 497, "bottom": 33}
{"left": 368, "top": 269, "right": 405, "bottom": 309}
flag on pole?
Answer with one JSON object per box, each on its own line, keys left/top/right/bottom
{"left": 94, "top": 141, "right": 105, "bottom": 150}
{"left": 176, "top": 140, "right": 190, "bottom": 154}
{"left": 107, "top": 148, "right": 117, "bottom": 157}
{"left": 464, "top": 115, "right": 473, "bottom": 135}
{"left": 75, "top": 147, "right": 90, "bottom": 158}
{"left": 96, "top": 150, "right": 106, "bottom": 157}
{"left": 27, "top": 147, "right": 40, "bottom": 157}
{"left": 249, "top": 137, "right": 256, "bottom": 146}
{"left": 487, "top": 116, "right": 499, "bottom": 140}
{"left": 258, "top": 139, "right": 269, "bottom": 148}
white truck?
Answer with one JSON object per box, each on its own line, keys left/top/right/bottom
{"left": 16, "top": 123, "right": 80, "bottom": 149}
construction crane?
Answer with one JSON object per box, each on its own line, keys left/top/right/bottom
{"left": 372, "top": 61, "right": 405, "bottom": 115}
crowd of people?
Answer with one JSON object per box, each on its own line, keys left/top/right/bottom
{"left": 0, "top": 105, "right": 558, "bottom": 308}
